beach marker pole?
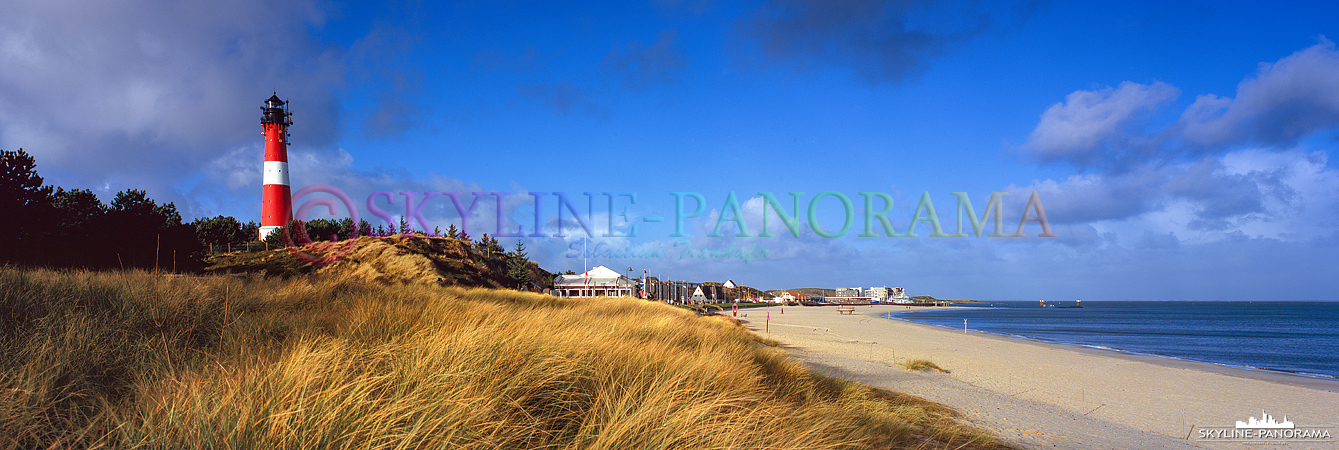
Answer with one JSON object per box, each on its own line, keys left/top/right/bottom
{"left": 963, "top": 319, "right": 967, "bottom": 334}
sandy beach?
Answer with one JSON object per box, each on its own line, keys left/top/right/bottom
{"left": 736, "top": 305, "right": 1339, "bottom": 449}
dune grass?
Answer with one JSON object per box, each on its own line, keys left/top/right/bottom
{"left": 0, "top": 267, "right": 1003, "bottom": 449}
{"left": 901, "top": 359, "right": 950, "bottom": 373}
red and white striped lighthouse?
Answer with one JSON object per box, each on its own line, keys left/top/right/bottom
{"left": 258, "top": 93, "right": 293, "bottom": 240}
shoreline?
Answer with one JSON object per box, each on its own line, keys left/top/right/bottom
{"left": 885, "top": 311, "right": 1339, "bottom": 391}
{"left": 738, "top": 304, "right": 1339, "bottom": 449}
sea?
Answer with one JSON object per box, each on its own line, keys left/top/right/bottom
{"left": 886, "top": 301, "right": 1339, "bottom": 380}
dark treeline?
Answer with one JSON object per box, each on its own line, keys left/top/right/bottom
{"left": 2, "top": 148, "right": 217, "bottom": 270}
{"left": 1, "top": 148, "right": 507, "bottom": 273}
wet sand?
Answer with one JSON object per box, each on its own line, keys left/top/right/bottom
{"left": 735, "top": 305, "right": 1339, "bottom": 449}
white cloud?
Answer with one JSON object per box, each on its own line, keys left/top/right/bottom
{"left": 1023, "top": 39, "right": 1339, "bottom": 168}
{"left": 1178, "top": 38, "right": 1339, "bottom": 149}
{"left": 1008, "top": 148, "right": 1339, "bottom": 246}
{"left": 1024, "top": 81, "right": 1179, "bottom": 165}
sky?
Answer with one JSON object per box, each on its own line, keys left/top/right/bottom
{"left": 3, "top": 0, "right": 1338, "bottom": 300}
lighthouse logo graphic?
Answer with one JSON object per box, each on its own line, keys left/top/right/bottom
{"left": 259, "top": 93, "right": 293, "bottom": 240}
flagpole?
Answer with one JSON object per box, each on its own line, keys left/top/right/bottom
{"left": 583, "top": 236, "right": 587, "bottom": 297}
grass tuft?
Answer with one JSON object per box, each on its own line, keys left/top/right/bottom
{"left": 901, "top": 359, "right": 950, "bottom": 373}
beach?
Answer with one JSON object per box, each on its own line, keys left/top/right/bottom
{"left": 736, "top": 305, "right": 1339, "bottom": 449}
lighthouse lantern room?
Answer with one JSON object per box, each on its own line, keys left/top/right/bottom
{"left": 259, "top": 93, "right": 293, "bottom": 240}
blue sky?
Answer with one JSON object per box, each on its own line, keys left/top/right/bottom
{"left": 3, "top": 0, "right": 1338, "bottom": 300}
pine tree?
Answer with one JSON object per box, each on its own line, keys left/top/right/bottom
{"left": 446, "top": 224, "right": 459, "bottom": 239}
{"left": 338, "top": 217, "right": 355, "bottom": 239}
{"left": 507, "top": 240, "right": 532, "bottom": 289}
{"left": 398, "top": 216, "right": 411, "bottom": 235}
{"left": 487, "top": 235, "right": 503, "bottom": 255}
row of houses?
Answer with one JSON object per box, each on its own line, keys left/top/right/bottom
{"left": 552, "top": 265, "right": 732, "bottom": 303}
{"left": 553, "top": 265, "right": 915, "bottom": 305}
{"left": 829, "top": 286, "right": 912, "bottom": 303}
{"left": 830, "top": 287, "right": 915, "bottom": 302}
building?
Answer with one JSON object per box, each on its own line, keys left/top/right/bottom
{"left": 890, "top": 287, "right": 911, "bottom": 303}
{"left": 866, "top": 287, "right": 892, "bottom": 302}
{"left": 835, "top": 287, "right": 863, "bottom": 297}
{"left": 554, "top": 266, "right": 633, "bottom": 298}
{"left": 769, "top": 292, "right": 796, "bottom": 304}
{"left": 643, "top": 277, "right": 702, "bottom": 304}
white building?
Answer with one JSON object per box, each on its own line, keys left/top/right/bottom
{"left": 554, "top": 265, "right": 633, "bottom": 298}
{"left": 835, "top": 287, "right": 863, "bottom": 297}
{"left": 890, "top": 287, "right": 911, "bottom": 303}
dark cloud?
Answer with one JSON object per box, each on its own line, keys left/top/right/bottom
{"left": 0, "top": 0, "right": 345, "bottom": 206}
{"left": 601, "top": 31, "right": 688, "bottom": 91}
{"left": 736, "top": 0, "right": 1044, "bottom": 84}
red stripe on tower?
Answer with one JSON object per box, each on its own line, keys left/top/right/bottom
{"left": 259, "top": 93, "right": 293, "bottom": 240}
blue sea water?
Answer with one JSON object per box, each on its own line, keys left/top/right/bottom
{"left": 887, "top": 301, "right": 1339, "bottom": 379}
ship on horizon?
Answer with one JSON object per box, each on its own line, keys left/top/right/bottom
{"left": 1039, "top": 299, "right": 1082, "bottom": 308}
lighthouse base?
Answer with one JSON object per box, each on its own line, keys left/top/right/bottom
{"left": 259, "top": 225, "right": 283, "bottom": 241}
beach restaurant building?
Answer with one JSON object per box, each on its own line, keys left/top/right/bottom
{"left": 554, "top": 265, "right": 633, "bottom": 298}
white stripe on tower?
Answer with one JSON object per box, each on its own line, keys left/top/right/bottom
{"left": 263, "top": 161, "right": 290, "bottom": 186}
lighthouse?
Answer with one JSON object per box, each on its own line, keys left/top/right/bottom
{"left": 258, "top": 93, "right": 293, "bottom": 240}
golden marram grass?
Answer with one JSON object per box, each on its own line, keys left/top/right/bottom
{"left": 0, "top": 267, "right": 1002, "bottom": 449}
